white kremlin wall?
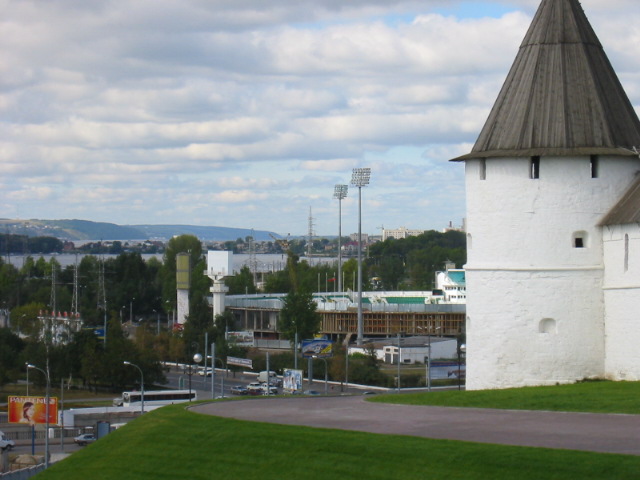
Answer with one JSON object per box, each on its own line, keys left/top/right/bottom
{"left": 603, "top": 223, "right": 640, "bottom": 380}
{"left": 465, "top": 155, "right": 639, "bottom": 390}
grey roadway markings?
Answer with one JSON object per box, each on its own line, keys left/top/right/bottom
{"left": 191, "top": 395, "right": 640, "bottom": 456}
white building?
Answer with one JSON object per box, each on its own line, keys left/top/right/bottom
{"left": 452, "top": 0, "right": 640, "bottom": 389}
{"left": 382, "top": 227, "right": 424, "bottom": 241}
{"left": 435, "top": 264, "right": 466, "bottom": 304}
{"left": 349, "top": 336, "right": 457, "bottom": 364}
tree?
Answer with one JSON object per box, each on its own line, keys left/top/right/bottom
{"left": 0, "top": 328, "right": 25, "bottom": 386}
{"left": 225, "top": 266, "right": 257, "bottom": 295}
{"left": 278, "top": 291, "right": 321, "bottom": 343}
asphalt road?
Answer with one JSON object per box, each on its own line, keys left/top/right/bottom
{"left": 191, "top": 395, "right": 640, "bottom": 456}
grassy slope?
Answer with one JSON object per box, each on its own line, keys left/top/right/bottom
{"left": 370, "top": 381, "right": 640, "bottom": 414}
{"left": 35, "top": 382, "right": 640, "bottom": 480}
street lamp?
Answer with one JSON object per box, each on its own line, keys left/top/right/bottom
{"left": 208, "top": 343, "right": 226, "bottom": 399}
{"left": 26, "top": 363, "right": 50, "bottom": 468}
{"left": 333, "top": 184, "right": 348, "bottom": 293}
{"left": 351, "top": 167, "right": 371, "bottom": 346}
{"left": 458, "top": 344, "right": 466, "bottom": 390}
{"left": 153, "top": 309, "right": 160, "bottom": 335}
{"left": 25, "top": 361, "right": 29, "bottom": 396}
{"left": 312, "top": 356, "right": 328, "bottom": 394}
{"left": 123, "top": 361, "right": 144, "bottom": 414}
{"left": 427, "top": 326, "right": 441, "bottom": 392}
{"left": 189, "top": 350, "right": 202, "bottom": 402}
{"left": 396, "top": 332, "right": 402, "bottom": 393}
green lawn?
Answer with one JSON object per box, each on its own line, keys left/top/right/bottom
{"left": 34, "top": 382, "right": 640, "bottom": 480}
{"left": 371, "top": 380, "right": 640, "bottom": 414}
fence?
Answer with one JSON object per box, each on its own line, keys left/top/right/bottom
{"left": 2, "top": 427, "right": 85, "bottom": 443}
{"left": 0, "top": 465, "right": 46, "bottom": 480}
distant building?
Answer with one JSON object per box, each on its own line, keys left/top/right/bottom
{"left": 349, "top": 233, "right": 369, "bottom": 244}
{"left": 349, "top": 336, "right": 457, "bottom": 364}
{"left": 434, "top": 262, "right": 466, "bottom": 304}
{"left": 443, "top": 220, "right": 465, "bottom": 233}
{"left": 382, "top": 227, "right": 424, "bottom": 241}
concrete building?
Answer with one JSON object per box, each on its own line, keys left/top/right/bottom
{"left": 452, "top": 0, "right": 640, "bottom": 389}
{"left": 382, "top": 227, "right": 424, "bottom": 241}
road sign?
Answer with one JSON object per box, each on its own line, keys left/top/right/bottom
{"left": 227, "top": 356, "right": 252, "bottom": 368}
{"left": 301, "top": 339, "right": 333, "bottom": 358}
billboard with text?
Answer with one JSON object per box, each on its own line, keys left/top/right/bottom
{"left": 8, "top": 396, "right": 59, "bottom": 425}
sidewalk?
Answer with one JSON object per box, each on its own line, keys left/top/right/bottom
{"left": 191, "top": 395, "right": 640, "bottom": 456}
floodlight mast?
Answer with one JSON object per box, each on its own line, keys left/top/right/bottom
{"left": 351, "top": 168, "right": 371, "bottom": 346}
{"left": 333, "top": 184, "right": 348, "bottom": 293}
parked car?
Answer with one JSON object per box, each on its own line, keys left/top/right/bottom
{"left": 198, "top": 368, "right": 212, "bottom": 377}
{"left": 0, "top": 431, "right": 15, "bottom": 451}
{"left": 261, "top": 383, "right": 278, "bottom": 395}
{"left": 74, "top": 433, "right": 96, "bottom": 446}
{"left": 303, "top": 390, "right": 321, "bottom": 396}
{"left": 230, "top": 385, "right": 248, "bottom": 395}
{"left": 247, "top": 382, "right": 264, "bottom": 395}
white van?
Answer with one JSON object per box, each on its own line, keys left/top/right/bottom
{"left": 257, "top": 371, "right": 277, "bottom": 383}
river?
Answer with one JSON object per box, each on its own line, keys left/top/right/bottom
{"left": 3, "top": 253, "right": 339, "bottom": 273}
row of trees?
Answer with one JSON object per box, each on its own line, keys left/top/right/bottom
{"left": 368, "top": 230, "right": 466, "bottom": 290}
{"left": 0, "top": 230, "right": 466, "bottom": 389}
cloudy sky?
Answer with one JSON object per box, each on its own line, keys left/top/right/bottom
{"left": 2, "top": 0, "right": 639, "bottom": 236}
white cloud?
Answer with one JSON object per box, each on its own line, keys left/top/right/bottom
{"left": 0, "top": 0, "right": 637, "bottom": 234}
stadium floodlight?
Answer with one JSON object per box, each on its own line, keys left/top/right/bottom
{"left": 333, "top": 184, "right": 348, "bottom": 293}
{"left": 350, "top": 168, "right": 371, "bottom": 346}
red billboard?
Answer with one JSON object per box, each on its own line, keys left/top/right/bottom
{"left": 7, "top": 396, "right": 58, "bottom": 425}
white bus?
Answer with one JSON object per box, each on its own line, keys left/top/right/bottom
{"left": 113, "top": 390, "right": 197, "bottom": 407}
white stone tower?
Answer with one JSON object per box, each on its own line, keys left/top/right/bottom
{"left": 176, "top": 252, "right": 190, "bottom": 325}
{"left": 206, "top": 251, "right": 233, "bottom": 319}
{"left": 452, "top": 0, "right": 640, "bottom": 389}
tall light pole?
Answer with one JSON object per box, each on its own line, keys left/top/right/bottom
{"left": 313, "top": 356, "right": 328, "bottom": 394}
{"left": 123, "top": 361, "right": 144, "bottom": 414}
{"left": 189, "top": 347, "right": 202, "bottom": 401}
{"left": 333, "top": 184, "right": 348, "bottom": 293}
{"left": 209, "top": 343, "right": 226, "bottom": 399}
{"left": 396, "top": 333, "right": 402, "bottom": 393}
{"left": 427, "top": 326, "right": 441, "bottom": 392}
{"left": 351, "top": 167, "right": 371, "bottom": 346}
{"left": 26, "top": 363, "right": 50, "bottom": 468}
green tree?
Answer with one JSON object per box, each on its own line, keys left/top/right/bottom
{"left": 225, "top": 266, "right": 257, "bottom": 295}
{"left": 0, "top": 328, "right": 25, "bottom": 386}
{"left": 278, "top": 291, "right": 321, "bottom": 343}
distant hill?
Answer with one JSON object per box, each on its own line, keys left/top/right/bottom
{"left": 0, "top": 219, "right": 281, "bottom": 242}
{"left": 130, "top": 224, "right": 280, "bottom": 242}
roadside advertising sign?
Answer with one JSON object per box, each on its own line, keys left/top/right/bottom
{"left": 301, "top": 339, "right": 333, "bottom": 358}
{"left": 227, "top": 331, "right": 254, "bottom": 347}
{"left": 227, "top": 356, "right": 253, "bottom": 369}
{"left": 8, "top": 396, "right": 59, "bottom": 426}
{"left": 283, "top": 369, "right": 303, "bottom": 393}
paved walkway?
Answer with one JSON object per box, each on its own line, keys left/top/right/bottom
{"left": 191, "top": 396, "right": 640, "bottom": 456}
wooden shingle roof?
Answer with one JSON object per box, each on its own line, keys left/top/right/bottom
{"left": 452, "top": 0, "right": 640, "bottom": 161}
{"left": 599, "top": 174, "right": 640, "bottom": 226}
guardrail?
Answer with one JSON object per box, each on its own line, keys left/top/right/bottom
{"left": 0, "top": 464, "right": 45, "bottom": 479}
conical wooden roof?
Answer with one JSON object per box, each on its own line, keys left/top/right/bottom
{"left": 452, "top": 0, "right": 640, "bottom": 161}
